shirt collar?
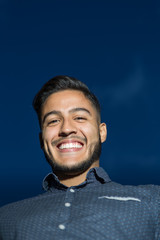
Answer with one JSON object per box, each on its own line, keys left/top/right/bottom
{"left": 43, "top": 167, "right": 111, "bottom": 191}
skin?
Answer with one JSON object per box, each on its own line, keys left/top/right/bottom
{"left": 40, "top": 90, "right": 107, "bottom": 187}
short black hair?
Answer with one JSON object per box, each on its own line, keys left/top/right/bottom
{"left": 32, "top": 75, "right": 101, "bottom": 127}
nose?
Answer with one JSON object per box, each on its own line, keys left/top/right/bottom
{"left": 59, "top": 119, "right": 77, "bottom": 137}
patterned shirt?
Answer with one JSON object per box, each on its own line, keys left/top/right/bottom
{"left": 0, "top": 167, "right": 160, "bottom": 240}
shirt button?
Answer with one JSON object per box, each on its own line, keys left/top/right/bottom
{"left": 70, "top": 189, "right": 75, "bottom": 193}
{"left": 65, "top": 202, "right": 71, "bottom": 207}
{"left": 58, "top": 224, "right": 65, "bottom": 230}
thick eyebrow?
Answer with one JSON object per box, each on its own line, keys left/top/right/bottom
{"left": 42, "top": 108, "right": 91, "bottom": 124}
{"left": 69, "top": 107, "right": 91, "bottom": 116}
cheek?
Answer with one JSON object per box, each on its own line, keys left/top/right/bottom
{"left": 79, "top": 124, "right": 99, "bottom": 139}
{"left": 42, "top": 128, "right": 57, "bottom": 142}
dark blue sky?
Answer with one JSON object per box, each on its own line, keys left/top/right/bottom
{"left": 0, "top": 0, "right": 160, "bottom": 207}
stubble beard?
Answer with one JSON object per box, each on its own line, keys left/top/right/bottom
{"left": 43, "top": 136, "right": 102, "bottom": 176}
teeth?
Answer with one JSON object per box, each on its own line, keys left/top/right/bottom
{"left": 59, "top": 142, "right": 82, "bottom": 149}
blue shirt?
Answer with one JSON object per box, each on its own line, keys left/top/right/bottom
{"left": 0, "top": 167, "right": 160, "bottom": 239}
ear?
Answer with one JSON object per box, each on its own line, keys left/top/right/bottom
{"left": 39, "top": 132, "right": 44, "bottom": 149}
{"left": 99, "top": 123, "right": 107, "bottom": 143}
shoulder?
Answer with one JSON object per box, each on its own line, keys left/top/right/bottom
{"left": 100, "top": 182, "right": 160, "bottom": 212}
{"left": 105, "top": 181, "right": 160, "bottom": 198}
{"left": 96, "top": 181, "right": 160, "bottom": 207}
{"left": 0, "top": 191, "right": 51, "bottom": 220}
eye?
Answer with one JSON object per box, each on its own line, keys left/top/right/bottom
{"left": 74, "top": 116, "right": 87, "bottom": 122}
{"left": 48, "top": 119, "right": 60, "bottom": 126}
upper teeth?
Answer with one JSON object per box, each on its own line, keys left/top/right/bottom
{"left": 59, "top": 142, "right": 82, "bottom": 149}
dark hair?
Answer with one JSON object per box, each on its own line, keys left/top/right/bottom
{"left": 32, "top": 75, "right": 101, "bottom": 127}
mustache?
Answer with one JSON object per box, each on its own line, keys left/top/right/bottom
{"left": 51, "top": 136, "right": 87, "bottom": 146}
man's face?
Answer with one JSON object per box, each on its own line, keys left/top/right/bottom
{"left": 40, "top": 90, "right": 107, "bottom": 175}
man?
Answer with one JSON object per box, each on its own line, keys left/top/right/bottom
{"left": 0, "top": 75, "right": 160, "bottom": 239}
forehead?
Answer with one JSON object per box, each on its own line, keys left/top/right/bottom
{"left": 41, "top": 90, "right": 96, "bottom": 115}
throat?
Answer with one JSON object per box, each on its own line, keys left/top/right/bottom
{"left": 54, "top": 161, "right": 99, "bottom": 187}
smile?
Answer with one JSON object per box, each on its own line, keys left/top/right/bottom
{"left": 58, "top": 142, "right": 83, "bottom": 150}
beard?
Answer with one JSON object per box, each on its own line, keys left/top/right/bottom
{"left": 43, "top": 135, "right": 102, "bottom": 176}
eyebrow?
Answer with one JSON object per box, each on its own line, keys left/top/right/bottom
{"left": 42, "top": 107, "right": 91, "bottom": 124}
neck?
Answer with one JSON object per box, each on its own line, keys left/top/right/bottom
{"left": 55, "top": 161, "right": 99, "bottom": 187}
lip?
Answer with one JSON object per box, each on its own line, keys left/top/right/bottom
{"left": 56, "top": 140, "right": 84, "bottom": 152}
{"left": 57, "top": 140, "right": 84, "bottom": 146}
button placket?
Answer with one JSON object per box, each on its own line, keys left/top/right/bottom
{"left": 58, "top": 187, "right": 75, "bottom": 230}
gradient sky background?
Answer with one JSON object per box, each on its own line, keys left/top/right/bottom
{"left": 0, "top": 0, "right": 160, "bottom": 207}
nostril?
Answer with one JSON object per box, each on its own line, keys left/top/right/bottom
{"left": 59, "top": 132, "right": 69, "bottom": 137}
{"left": 59, "top": 129, "right": 77, "bottom": 137}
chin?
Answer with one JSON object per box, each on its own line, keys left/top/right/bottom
{"left": 44, "top": 137, "right": 102, "bottom": 175}
{"left": 50, "top": 156, "right": 98, "bottom": 176}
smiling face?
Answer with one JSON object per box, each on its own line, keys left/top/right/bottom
{"left": 40, "top": 90, "right": 107, "bottom": 176}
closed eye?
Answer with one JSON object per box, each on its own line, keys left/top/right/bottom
{"left": 74, "top": 117, "right": 87, "bottom": 121}
{"left": 48, "top": 119, "right": 60, "bottom": 125}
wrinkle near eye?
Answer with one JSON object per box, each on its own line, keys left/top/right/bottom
{"left": 47, "top": 119, "right": 60, "bottom": 126}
